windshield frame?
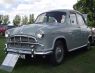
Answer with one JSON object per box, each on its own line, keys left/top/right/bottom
{"left": 35, "top": 11, "right": 66, "bottom": 24}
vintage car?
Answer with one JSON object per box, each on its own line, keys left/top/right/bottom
{"left": 5, "top": 9, "right": 92, "bottom": 65}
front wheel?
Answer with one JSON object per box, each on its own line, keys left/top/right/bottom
{"left": 50, "top": 40, "right": 65, "bottom": 65}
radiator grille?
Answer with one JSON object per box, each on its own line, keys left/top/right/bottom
{"left": 7, "top": 35, "right": 36, "bottom": 49}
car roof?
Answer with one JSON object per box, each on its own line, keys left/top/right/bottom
{"left": 43, "top": 9, "right": 81, "bottom": 14}
{"left": 37, "top": 9, "right": 82, "bottom": 19}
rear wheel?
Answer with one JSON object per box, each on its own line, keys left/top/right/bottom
{"left": 25, "top": 54, "right": 31, "bottom": 60}
{"left": 86, "top": 37, "right": 93, "bottom": 50}
{"left": 89, "top": 37, "right": 94, "bottom": 46}
{"left": 50, "top": 40, "right": 65, "bottom": 65}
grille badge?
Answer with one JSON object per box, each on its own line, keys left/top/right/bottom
{"left": 20, "top": 31, "right": 23, "bottom": 34}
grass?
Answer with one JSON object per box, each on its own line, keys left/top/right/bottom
{"left": 0, "top": 37, "right": 95, "bottom": 73}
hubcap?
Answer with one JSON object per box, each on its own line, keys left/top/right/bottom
{"left": 55, "top": 47, "right": 64, "bottom": 63}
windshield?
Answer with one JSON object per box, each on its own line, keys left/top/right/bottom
{"left": 35, "top": 11, "right": 66, "bottom": 24}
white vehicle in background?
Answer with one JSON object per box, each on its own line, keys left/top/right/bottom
{"left": 91, "top": 27, "right": 95, "bottom": 43}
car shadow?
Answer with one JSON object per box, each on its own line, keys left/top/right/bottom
{"left": 64, "top": 47, "right": 92, "bottom": 62}
{"left": 15, "top": 47, "right": 93, "bottom": 69}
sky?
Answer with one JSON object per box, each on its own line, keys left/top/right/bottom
{"left": 0, "top": 0, "right": 77, "bottom": 22}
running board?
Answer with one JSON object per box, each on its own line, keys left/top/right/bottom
{"left": 0, "top": 53, "right": 20, "bottom": 72}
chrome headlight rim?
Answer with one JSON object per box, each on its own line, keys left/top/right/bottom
{"left": 36, "top": 30, "right": 44, "bottom": 39}
{"left": 5, "top": 31, "right": 10, "bottom": 38}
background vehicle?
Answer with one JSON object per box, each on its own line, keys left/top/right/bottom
{"left": 7, "top": 25, "right": 15, "bottom": 30}
{"left": 91, "top": 27, "right": 95, "bottom": 44}
{"left": 0, "top": 25, "right": 7, "bottom": 36}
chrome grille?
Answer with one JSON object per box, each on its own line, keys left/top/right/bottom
{"left": 7, "top": 35, "right": 36, "bottom": 49}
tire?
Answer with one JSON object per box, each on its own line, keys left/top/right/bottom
{"left": 25, "top": 54, "right": 31, "bottom": 60}
{"left": 50, "top": 40, "right": 65, "bottom": 65}
{"left": 86, "top": 39, "right": 93, "bottom": 50}
{"left": 86, "top": 41, "right": 91, "bottom": 50}
{"left": 89, "top": 37, "right": 94, "bottom": 46}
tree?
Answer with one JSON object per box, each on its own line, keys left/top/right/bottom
{"left": 21, "top": 16, "right": 28, "bottom": 25}
{"left": 73, "top": 0, "right": 95, "bottom": 27}
{"left": 28, "top": 14, "right": 34, "bottom": 24}
{"left": 13, "top": 15, "right": 21, "bottom": 26}
{"left": 0, "top": 15, "right": 3, "bottom": 24}
{"left": 2, "top": 15, "right": 10, "bottom": 25}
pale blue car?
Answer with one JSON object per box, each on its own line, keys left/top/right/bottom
{"left": 5, "top": 9, "right": 92, "bottom": 65}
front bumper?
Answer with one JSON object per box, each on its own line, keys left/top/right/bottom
{"left": 6, "top": 49, "right": 52, "bottom": 55}
{"left": 5, "top": 35, "right": 53, "bottom": 55}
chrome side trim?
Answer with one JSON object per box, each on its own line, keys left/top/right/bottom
{"left": 68, "top": 44, "right": 87, "bottom": 52}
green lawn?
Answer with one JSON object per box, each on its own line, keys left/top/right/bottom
{"left": 0, "top": 37, "right": 95, "bottom": 73}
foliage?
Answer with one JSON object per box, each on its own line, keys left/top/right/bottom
{"left": 2, "top": 15, "right": 10, "bottom": 25}
{"left": 0, "top": 15, "right": 10, "bottom": 25}
{"left": 73, "top": 0, "right": 95, "bottom": 27}
{"left": 0, "top": 14, "right": 35, "bottom": 26}
{"left": 13, "top": 15, "right": 21, "bottom": 26}
{"left": 0, "top": 15, "right": 3, "bottom": 24}
{"left": 28, "top": 14, "right": 35, "bottom": 24}
{"left": 21, "top": 16, "right": 28, "bottom": 25}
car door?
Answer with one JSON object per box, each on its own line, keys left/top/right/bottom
{"left": 68, "top": 12, "right": 82, "bottom": 50}
{"left": 76, "top": 13, "right": 90, "bottom": 45}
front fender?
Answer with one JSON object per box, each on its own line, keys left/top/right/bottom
{"left": 37, "top": 34, "right": 67, "bottom": 52}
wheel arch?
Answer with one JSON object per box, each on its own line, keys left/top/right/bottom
{"left": 88, "top": 35, "right": 93, "bottom": 43}
{"left": 52, "top": 36, "right": 68, "bottom": 52}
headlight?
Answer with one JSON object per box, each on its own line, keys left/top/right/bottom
{"left": 36, "top": 30, "right": 44, "bottom": 38}
{"left": 5, "top": 31, "right": 9, "bottom": 37}
{"left": 92, "top": 28, "right": 95, "bottom": 31}
{"left": 5, "top": 33, "right": 8, "bottom": 37}
{"left": 37, "top": 33, "right": 43, "bottom": 38}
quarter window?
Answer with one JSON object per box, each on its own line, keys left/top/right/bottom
{"left": 70, "top": 13, "right": 77, "bottom": 25}
{"left": 61, "top": 15, "right": 65, "bottom": 23}
{"left": 77, "top": 14, "right": 85, "bottom": 26}
{"left": 48, "top": 16, "right": 57, "bottom": 23}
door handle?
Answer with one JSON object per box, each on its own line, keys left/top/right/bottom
{"left": 69, "top": 32, "right": 72, "bottom": 35}
{"left": 78, "top": 26, "right": 81, "bottom": 28}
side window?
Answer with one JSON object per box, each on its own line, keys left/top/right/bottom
{"left": 70, "top": 13, "right": 77, "bottom": 25}
{"left": 61, "top": 15, "right": 66, "bottom": 23}
{"left": 77, "top": 14, "right": 85, "bottom": 26}
{"left": 48, "top": 16, "right": 57, "bottom": 23}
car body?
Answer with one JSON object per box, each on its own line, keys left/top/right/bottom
{"left": 5, "top": 9, "right": 92, "bottom": 65}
